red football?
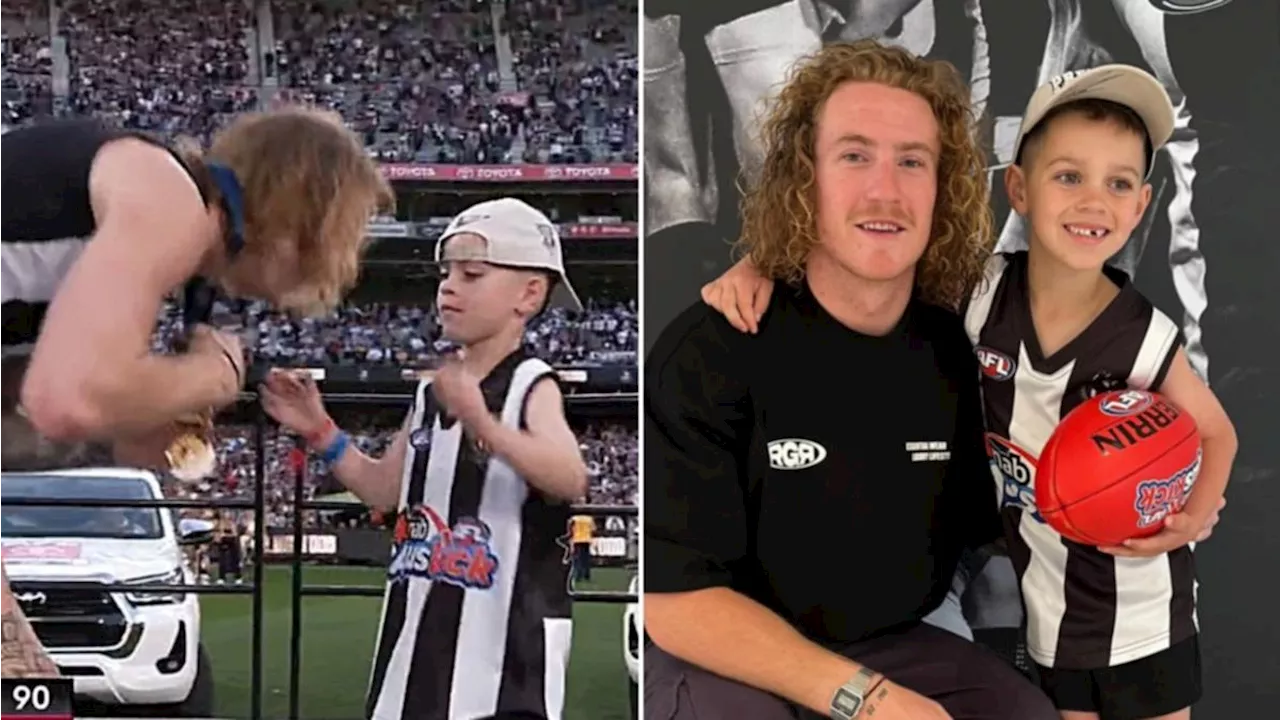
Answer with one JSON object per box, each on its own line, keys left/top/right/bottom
{"left": 1036, "top": 389, "right": 1202, "bottom": 546}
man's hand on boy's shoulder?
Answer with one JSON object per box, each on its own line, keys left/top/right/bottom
{"left": 1098, "top": 496, "right": 1225, "bottom": 557}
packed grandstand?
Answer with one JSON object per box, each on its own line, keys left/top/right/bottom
{"left": 2, "top": 0, "right": 639, "bottom": 530}
{"left": 2, "top": 2, "right": 637, "bottom": 716}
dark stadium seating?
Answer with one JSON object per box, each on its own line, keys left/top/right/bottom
{"left": 3, "top": 0, "right": 638, "bottom": 161}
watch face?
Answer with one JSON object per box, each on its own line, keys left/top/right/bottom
{"left": 832, "top": 687, "right": 863, "bottom": 719}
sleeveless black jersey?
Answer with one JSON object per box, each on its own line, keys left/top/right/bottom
{"left": 1, "top": 118, "right": 176, "bottom": 352}
{"left": 366, "top": 351, "right": 574, "bottom": 720}
{"left": 963, "top": 252, "right": 1196, "bottom": 670}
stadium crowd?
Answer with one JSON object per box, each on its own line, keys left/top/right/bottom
{"left": 3, "top": 0, "right": 639, "bottom": 531}
{"left": 177, "top": 418, "right": 638, "bottom": 533}
{"left": 152, "top": 294, "right": 638, "bottom": 529}
{"left": 2, "top": 0, "right": 638, "bottom": 162}
{"left": 152, "top": 297, "right": 638, "bottom": 367}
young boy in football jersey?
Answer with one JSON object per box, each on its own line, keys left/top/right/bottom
{"left": 260, "top": 197, "right": 590, "bottom": 720}
{"left": 699, "top": 65, "right": 1237, "bottom": 720}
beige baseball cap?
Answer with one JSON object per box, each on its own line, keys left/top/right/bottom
{"left": 1013, "top": 64, "right": 1175, "bottom": 178}
{"left": 437, "top": 197, "right": 583, "bottom": 312}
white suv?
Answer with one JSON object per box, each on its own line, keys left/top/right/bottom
{"left": 1, "top": 468, "right": 215, "bottom": 716}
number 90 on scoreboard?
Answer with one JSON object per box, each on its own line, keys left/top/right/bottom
{"left": 1, "top": 678, "right": 74, "bottom": 719}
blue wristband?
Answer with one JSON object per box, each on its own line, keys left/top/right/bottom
{"left": 320, "top": 431, "right": 350, "bottom": 464}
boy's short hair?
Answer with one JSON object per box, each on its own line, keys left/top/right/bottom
{"left": 1016, "top": 98, "right": 1154, "bottom": 177}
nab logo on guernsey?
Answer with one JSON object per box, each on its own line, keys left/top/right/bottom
{"left": 388, "top": 505, "right": 500, "bottom": 590}
{"left": 767, "top": 439, "right": 827, "bottom": 470}
{"left": 987, "top": 434, "right": 1044, "bottom": 523}
{"left": 975, "top": 346, "right": 1016, "bottom": 381}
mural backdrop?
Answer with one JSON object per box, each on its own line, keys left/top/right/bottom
{"left": 642, "top": 1, "right": 1279, "bottom": 715}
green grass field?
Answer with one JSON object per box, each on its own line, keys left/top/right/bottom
{"left": 200, "top": 564, "right": 634, "bottom": 720}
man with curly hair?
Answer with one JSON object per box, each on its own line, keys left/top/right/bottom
{"left": 644, "top": 41, "right": 1058, "bottom": 720}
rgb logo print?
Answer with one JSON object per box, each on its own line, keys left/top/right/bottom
{"left": 767, "top": 439, "right": 827, "bottom": 470}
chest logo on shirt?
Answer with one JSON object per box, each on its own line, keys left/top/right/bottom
{"left": 986, "top": 434, "right": 1045, "bottom": 523}
{"left": 767, "top": 439, "right": 827, "bottom": 470}
{"left": 388, "top": 505, "right": 500, "bottom": 590}
{"left": 975, "top": 346, "right": 1016, "bottom": 381}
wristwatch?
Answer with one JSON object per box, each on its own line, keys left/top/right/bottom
{"left": 828, "top": 667, "right": 882, "bottom": 720}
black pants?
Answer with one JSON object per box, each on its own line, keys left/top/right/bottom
{"left": 646, "top": 623, "right": 1058, "bottom": 720}
{"left": 572, "top": 543, "right": 592, "bottom": 582}
{"left": 1037, "top": 634, "right": 1201, "bottom": 720}
{"left": 217, "top": 542, "right": 242, "bottom": 580}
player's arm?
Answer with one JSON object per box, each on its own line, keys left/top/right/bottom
{"left": 21, "top": 139, "right": 236, "bottom": 440}
{"left": 1156, "top": 347, "right": 1237, "bottom": 523}
{"left": 469, "top": 377, "right": 588, "bottom": 502}
{"left": 644, "top": 307, "right": 877, "bottom": 717}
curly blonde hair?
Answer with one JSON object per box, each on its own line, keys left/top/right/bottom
{"left": 736, "top": 40, "right": 993, "bottom": 311}
{"left": 175, "top": 106, "right": 395, "bottom": 314}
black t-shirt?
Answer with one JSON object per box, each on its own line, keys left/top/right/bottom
{"left": 644, "top": 283, "right": 998, "bottom": 646}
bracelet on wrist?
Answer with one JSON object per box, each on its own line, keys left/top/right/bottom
{"left": 319, "top": 430, "right": 350, "bottom": 465}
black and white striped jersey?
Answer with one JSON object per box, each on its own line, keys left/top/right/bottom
{"left": 366, "top": 351, "right": 574, "bottom": 720}
{"left": 2, "top": 119, "right": 134, "bottom": 352}
{"left": 963, "top": 251, "right": 1196, "bottom": 670}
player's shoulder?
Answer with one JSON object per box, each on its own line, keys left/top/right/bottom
{"left": 646, "top": 299, "right": 764, "bottom": 385}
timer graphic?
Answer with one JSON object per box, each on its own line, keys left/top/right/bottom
{"left": 1, "top": 678, "right": 74, "bottom": 720}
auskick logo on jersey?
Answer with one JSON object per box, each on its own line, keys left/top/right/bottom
{"left": 767, "top": 439, "right": 827, "bottom": 470}
{"left": 1134, "top": 449, "right": 1202, "bottom": 528}
{"left": 1092, "top": 397, "right": 1182, "bottom": 456}
{"left": 975, "top": 347, "right": 1016, "bottom": 381}
{"left": 986, "top": 434, "right": 1045, "bottom": 523}
{"left": 1099, "top": 390, "right": 1154, "bottom": 417}
{"left": 388, "top": 505, "right": 500, "bottom": 590}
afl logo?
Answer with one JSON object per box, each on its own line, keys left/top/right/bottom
{"left": 409, "top": 427, "right": 431, "bottom": 449}
{"left": 1147, "top": 1, "right": 1233, "bottom": 14}
{"left": 1099, "top": 390, "right": 1154, "bottom": 417}
{"left": 767, "top": 439, "right": 827, "bottom": 471}
{"left": 976, "top": 347, "right": 1016, "bottom": 381}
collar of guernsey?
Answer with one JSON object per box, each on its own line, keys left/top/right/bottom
{"left": 437, "top": 197, "right": 583, "bottom": 312}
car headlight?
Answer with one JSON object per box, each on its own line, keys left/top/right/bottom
{"left": 124, "top": 567, "right": 186, "bottom": 605}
